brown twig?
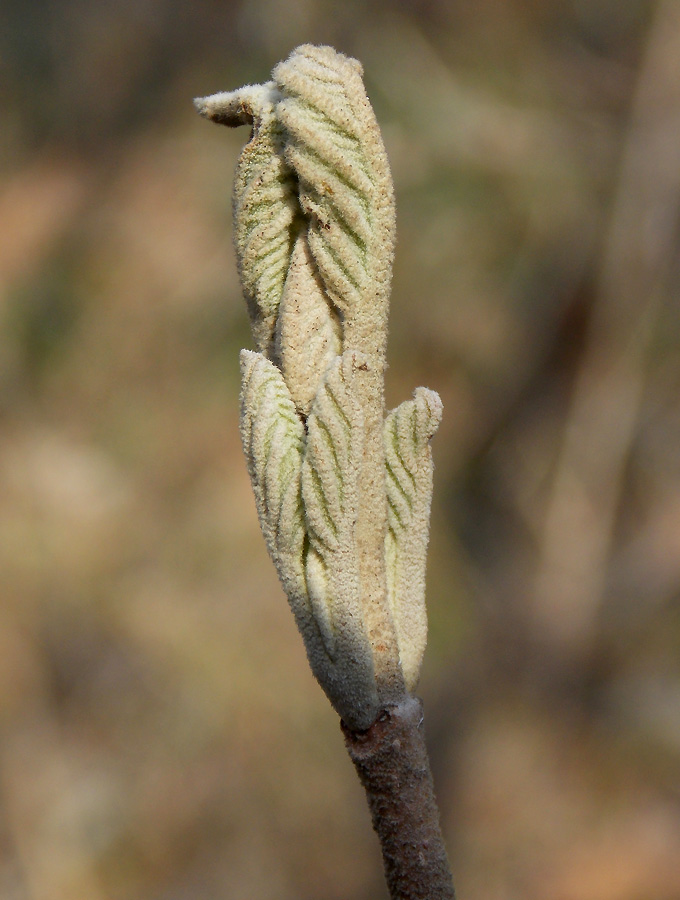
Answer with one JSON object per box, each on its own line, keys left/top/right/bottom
{"left": 342, "top": 697, "right": 456, "bottom": 900}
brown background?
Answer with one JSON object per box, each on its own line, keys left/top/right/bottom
{"left": 1, "top": 1, "right": 679, "bottom": 897}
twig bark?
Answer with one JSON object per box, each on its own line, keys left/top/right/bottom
{"left": 342, "top": 697, "right": 456, "bottom": 900}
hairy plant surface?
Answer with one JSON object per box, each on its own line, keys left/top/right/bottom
{"left": 196, "top": 44, "right": 442, "bottom": 731}
{"left": 196, "top": 44, "right": 454, "bottom": 899}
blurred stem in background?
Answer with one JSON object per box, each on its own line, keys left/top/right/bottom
{"left": 531, "top": 0, "right": 680, "bottom": 677}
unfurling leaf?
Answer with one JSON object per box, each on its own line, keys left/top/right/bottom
{"left": 196, "top": 86, "right": 300, "bottom": 355}
{"left": 240, "top": 349, "right": 379, "bottom": 728}
{"left": 384, "top": 388, "right": 443, "bottom": 691}
{"left": 273, "top": 45, "right": 395, "bottom": 334}
{"left": 199, "top": 45, "right": 442, "bottom": 730}
{"left": 275, "top": 235, "right": 342, "bottom": 417}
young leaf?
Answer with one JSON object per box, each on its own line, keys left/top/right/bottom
{"left": 384, "top": 388, "right": 443, "bottom": 691}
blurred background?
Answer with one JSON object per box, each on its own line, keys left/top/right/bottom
{"left": 1, "top": 0, "right": 679, "bottom": 897}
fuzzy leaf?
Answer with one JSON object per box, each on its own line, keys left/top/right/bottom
{"left": 240, "top": 350, "right": 379, "bottom": 728}
{"left": 197, "top": 85, "right": 301, "bottom": 354}
{"left": 239, "top": 349, "right": 307, "bottom": 602}
{"left": 301, "top": 352, "right": 364, "bottom": 656}
{"left": 275, "top": 235, "right": 342, "bottom": 417}
{"left": 384, "top": 388, "right": 443, "bottom": 691}
{"left": 273, "top": 45, "right": 395, "bottom": 318}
